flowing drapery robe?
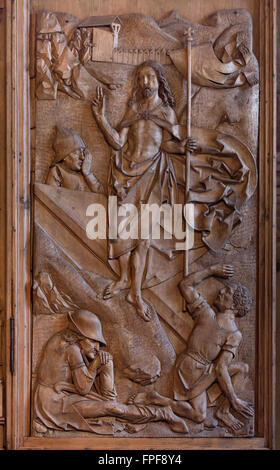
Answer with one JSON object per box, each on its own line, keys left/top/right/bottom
{"left": 106, "top": 105, "right": 257, "bottom": 266}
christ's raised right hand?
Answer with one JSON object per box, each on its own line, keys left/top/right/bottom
{"left": 92, "top": 86, "right": 105, "bottom": 118}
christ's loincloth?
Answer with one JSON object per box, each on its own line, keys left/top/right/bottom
{"left": 108, "top": 148, "right": 177, "bottom": 259}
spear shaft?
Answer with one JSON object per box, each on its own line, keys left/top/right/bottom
{"left": 183, "top": 27, "right": 193, "bottom": 310}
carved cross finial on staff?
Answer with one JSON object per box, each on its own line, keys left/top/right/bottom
{"left": 184, "top": 27, "right": 193, "bottom": 42}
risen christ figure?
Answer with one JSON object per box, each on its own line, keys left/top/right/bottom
{"left": 92, "top": 61, "right": 196, "bottom": 321}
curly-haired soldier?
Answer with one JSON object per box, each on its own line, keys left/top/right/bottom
{"left": 130, "top": 264, "right": 254, "bottom": 433}
{"left": 231, "top": 282, "right": 252, "bottom": 318}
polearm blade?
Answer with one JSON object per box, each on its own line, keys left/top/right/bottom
{"left": 183, "top": 27, "right": 193, "bottom": 311}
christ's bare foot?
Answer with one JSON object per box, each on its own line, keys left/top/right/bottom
{"left": 103, "top": 279, "right": 128, "bottom": 300}
{"left": 126, "top": 292, "right": 154, "bottom": 322}
{"left": 216, "top": 407, "right": 244, "bottom": 432}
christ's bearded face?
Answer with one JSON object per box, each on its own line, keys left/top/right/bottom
{"left": 138, "top": 66, "right": 159, "bottom": 99}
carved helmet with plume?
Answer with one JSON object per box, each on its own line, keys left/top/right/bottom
{"left": 52, "top": 126, "right": 86, "bottom": 165}
{"left": 68, "top": 310, "right": 107, "bottom": 346}
{"left": 36, "top": 11, "right": 63, "bottom": 34}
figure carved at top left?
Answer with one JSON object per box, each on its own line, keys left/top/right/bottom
{"left": 36, "top": 11, "right": 120, "bottom": 101}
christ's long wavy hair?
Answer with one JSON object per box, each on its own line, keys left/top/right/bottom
{"left": 128, "top": 60, "right": 175, "bottom": 108}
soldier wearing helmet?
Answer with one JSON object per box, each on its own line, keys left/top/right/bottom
{"left": 67, "top": 309, "right": 115, "bottom": 384}
{"left": 46, "top": 126, "right": 104, "bottom": 193}
{"left": 34, "top": 309, "right": 117, "bottom": 434}
{"left": 34, "top": 309, "right": 188, "bottom": 435}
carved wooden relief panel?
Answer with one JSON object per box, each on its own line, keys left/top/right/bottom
{"left": 2, "top": 0, "right": 276, "bottom": 450}
{"left": 31, "top": 4, "right": 259, "bottom": 439}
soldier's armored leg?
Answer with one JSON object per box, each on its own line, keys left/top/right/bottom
{"left": 75, "top": 400, "right": 189, "bottom": 433}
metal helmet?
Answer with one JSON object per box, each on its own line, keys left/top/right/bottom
{"left": 37, "top": 11, "right": 63, "bottom": 34}
{"left": 52, "top": 126, "right": 86, "bottom": 165}
{"left": 68, "top": 310, "right": 107, "bottom": 346}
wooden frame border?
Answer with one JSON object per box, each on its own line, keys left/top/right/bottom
{"left": 4, "top": 0, "right": 32, "bottom": 450}
{"left": 0, "top": 0, "right": 6, "bottom": 451}
{"left": 2, "top": 0, "right": 277, "bottom": 450}
{"left": 255, "top": 0, "right": 277, "bottom": 449}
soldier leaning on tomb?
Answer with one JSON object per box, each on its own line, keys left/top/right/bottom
{"left": 34, "top": 309, "right": 189, "bottom": 435}
{"left": 46, "top": 126, "right": 104, "bottom": 193}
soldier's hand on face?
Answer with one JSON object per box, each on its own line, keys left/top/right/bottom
{"left": 92, "top": 86, "right": 105, "bottom": 117}
{"left": 98, "top": 351, "right": 112, "bottom": 365}
{"left": 212, "top": 264, "right": 234, "bottom": 279}
{"left": 81, "top": 148, "right": 93, "bottom": 176}
{"left": 88, "top": 353, "right": 102, "bottom": 369}
{"left": 185, "top": 137, "right": 198, "bottom": 153}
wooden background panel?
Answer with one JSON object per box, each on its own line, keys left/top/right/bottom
{"left": 30, "top": 0, "right": 259, "bottom": 443}
{"left": 31, "top": 0, "right": 260, "bottom": 58}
